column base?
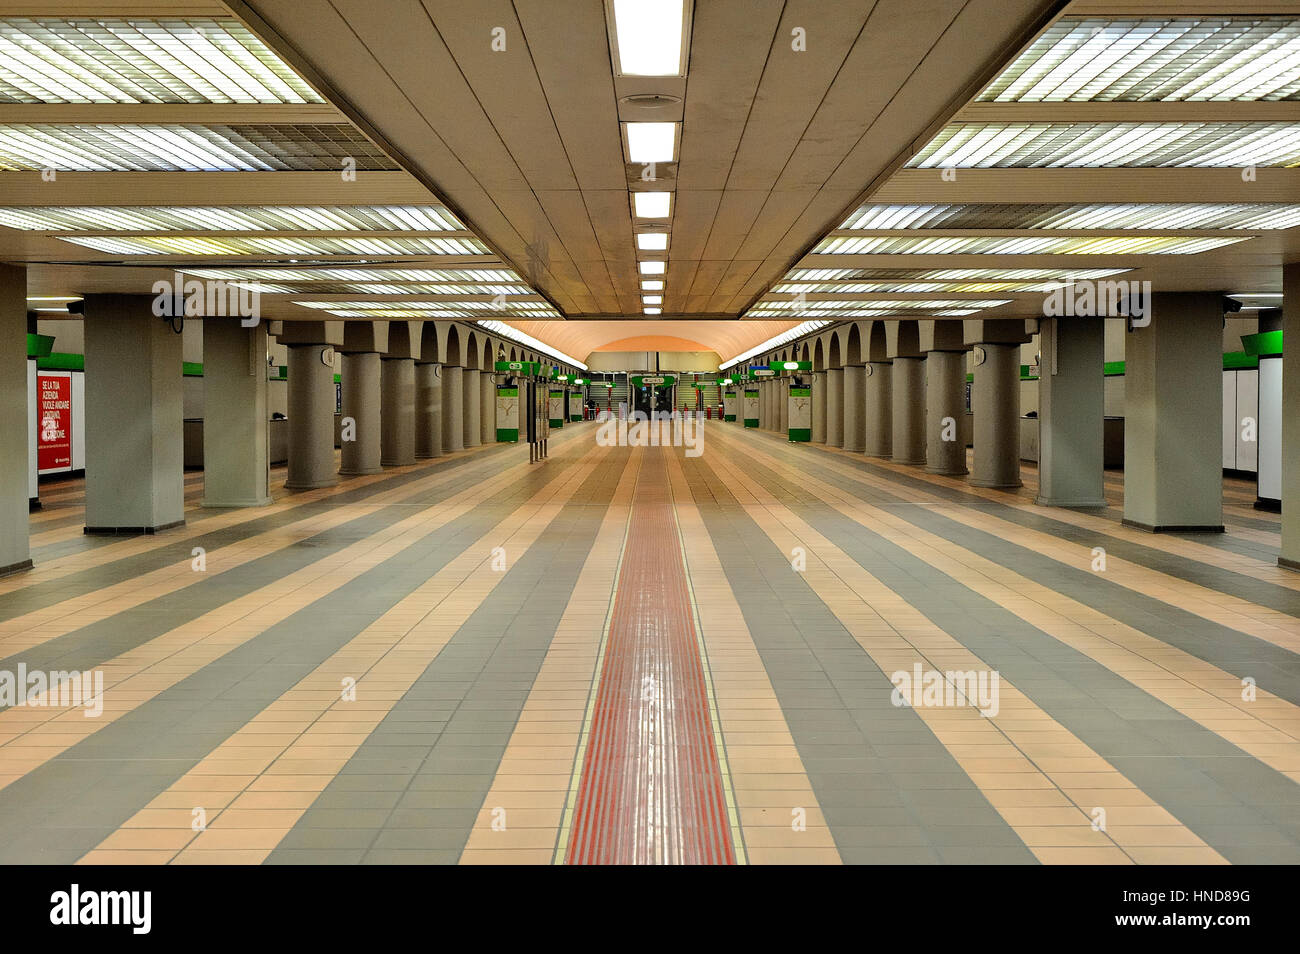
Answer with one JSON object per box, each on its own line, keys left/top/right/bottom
{"left": 926, "top": 465, "right": 968, "bottom": 476}
{"left": 891, "top": 456, "right": 926, "bottom": 466}
{"left": 85, "top": 519, "right": 186, "bottom": 535}
{"left": 381, "top": 457, "right": 416, "bottom": 467}
{"left": 28, "top": 498, "right": 41, "bottom": 512}
{"left": 1255, "top": 497, "right": 1281, "bottom": 513}
{"left": 202, "top": 496, "right": 273, "bottom": 509}
{"left": 1279, "top": 556, "right": 1300, "bottom": 572}
{"left": 0, "top": 559, "right": 33, "bottom": 578}
{"left": 415, "top": 452, "right": 445, "bottom": 460}
{"left": 1121, "top": 518, "right": 1225, "bottom": 534}
{"left": 969, "top": 478, "right": 1022, "bottom": 489}
{"left": 339, "top": 467, "right": 382, "bottom": 477}
{"left": 285, "top": 476, "right": 340, "bottom": 491}
{"left": 1034, "top": 495, "right": 1107, "bottom": 508}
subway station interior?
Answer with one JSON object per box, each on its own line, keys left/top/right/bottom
{"left": 1, "top": 0, "right": 1299, "bottom": 879}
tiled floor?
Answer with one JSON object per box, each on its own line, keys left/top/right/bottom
{"left": 2, "top": 421, "right": 1297, "bottom": 864}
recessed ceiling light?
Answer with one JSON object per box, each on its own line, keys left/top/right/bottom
{"left": 643, "top": 294, "right": 663, "bottom": 304}
{"left": 643, "top": 306, "right": 662, "bottom": 314}
{"left": 609, "top": 0, "right": 687, "bottom": 76}
{"left": 626, "top": 122, "right": 677, "bottom": 163}
{"left": 638, "top": 261, "right": 666, "bottom": 275}
{"left": 637, "top": 232, "right": 668, "bottom": 250}
{"left": 641, "top": 279, "right": 664, "bottom": 290}
{"left": 633, "top": 191, "right": 672, "bottom": 218}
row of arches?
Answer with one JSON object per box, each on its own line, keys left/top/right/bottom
{"left": 751, "top": 319, "right": 926, "bottom": 372}
{"left": 394, "top": 321, "right": 576, "bottom": 375}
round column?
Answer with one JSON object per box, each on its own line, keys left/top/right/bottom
{"left": 778, "top": 378, "right": 789, "bottom": 437}
{"left": 442, "top": 365, "right": 465, "bottom": 453}
{"left": 825, "top": 368, "right": 843, "bottom": 447}
{"left": 463, "top": 368, "right": 481, "bottom": 448}
{"left": 812, "top": 371, "right": 827, "bottom": 443}
{"left": 285, "top": 344, "right": 340, "bottom": 490}
{"left": 381, "top": 356, "right": 416, "bottom": 467}
{"left": 480, "top": 372, "right": 496, "bottom": 444}
{"left": 891, "top": 356, "right": 926, "bottom": 465}
{"left": 970, "top": 342, "right": 1021, "bottom": 488}
{"left": 415, "top": 362, "right": 443, "bottom": 459}
{"left": 340, "top": 351, "right": 382, "bottom": 476}
{"left": 926, "top": 351, "right": 967, "bottom": 475}
{"left": 864, "top": 362, "right": 893, "bottom": 458}
{"left": 842, "top": 365, "right": 865, "bottom": 453}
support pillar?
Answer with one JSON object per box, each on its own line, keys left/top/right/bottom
{"left": 925, "top": 351, "right": 968, "bottom": 476}
{"left": 890, "top": 356, "right": 925, "bottom": 465}
{"left": 864, "top": 362, "right": 892, "bottom": 458}
{"left": 1123, "top": 293, "right": 1224, "bottom": 531}
{"left": 970, "top": 343, "right": 1022, "bottom": 489}
{"left": 284, "top": 342, "right": 339, "bottom": 490}
{"left": 825, "top": 368, "right": 843, "bottom": 447}
{"left": 381, "top": 356, "right": 416, "bottom": 466}
{"left": 480, "top": 372, "right": 496, "bottom": 444}
{"left": 339, "top": 351, "right": 381, "bottom": 476}
{"left": 203, "top": 319, "right": 271, "bottom": 507}
{"left": 842, "top": 365, "right": 865, "bottom": 453}
{"left": 442, "top": 365, "right": 464, "bottom": 453}
{"left": 0, "top": 264, "right": 29, "bottom": 573}
{"left": 812, "top": 371, "right": 827, "bottom": 443}
{"left": 778, "top": 377, "right": 789, "bottom": 436}
{"left": 463, "top": 368, "right": 481, "bottom": 448}
{"left": 1037, "top": 318, "right": 1106, "bottom": 507}
{"left": 83, "top": 294, "right": 185, "bottom": 530}
{"left": 415, "top": 362, "right": 443, "bottom": 459}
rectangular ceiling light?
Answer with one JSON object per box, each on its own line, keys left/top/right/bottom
{"left": 641, "top": 279, "right": 664, "bottom": 290}
{"left": 0, "top": 123, "right": 397, "bottom": 172}
{"left": 62, "top": 235, "right": 490, "bottom": 256}
{"left": 609, "top": 0, "right": 687, "bottom": 76}
{"left": 636, "top": 232, "right": 669, "bottom": 250}
{"left": 643, "top": 294, "right": 663, "bottom": 304}
{"left": 910, "top": 122, "right": 1300, "bottom": 169}
{"left": 0, "top": 205, "right": 465, "bottom": 232}
{"left": 813, "top": 235, "right": 1248, "bottom": 255}
{"left": 643, "top": 307, "right": 662, "bottom": 314}
{"left": 633, "top": 191, "right": 672, "bottom": 218}
{"left": 840, "top": 203, "right": 1300, "bottom": 231}
{"left": 639, "top": 260, "right": 666, "bottom": 274}
{"left": 182, "top": 266, "right": 523, "bottom": 283}
{"left": 626, "top": 122, "right": 677, "bottom": 163}
{"left": 980, "top": 17, "right": 1300, "bottom": 103}
{"left": 788, "top": 266, "right": 1131, "bottom": 282}
{"left": 0, "top": 18, "right": 323, "bottom": 104}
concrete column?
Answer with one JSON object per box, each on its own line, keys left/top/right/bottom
{"left": 480, "top": 372, "right": 496, "bottom": 444}
{"left": 1281, "top": 264, "right": 1300, "bottom": 568}
{"left": 1037, "top": 318, "right": 1106, "bottom": 507}
{"left": 825, "top": 369, "right": 843, "bottom": 447}
{"left": 0, "top": 265, "right": 29, "bottom": 573}
{"left": 891, "top": 356, "right": 926, "bottom": 465}
{"left": 864, "top": 362, "right": 892, "bottom": 458}
{"left": 415, "top": 362, "right": 443, "bottom": 459}
{"left": 463, "top": 368, "right": 481, "bottom": 448}
{"left": 442, "top": 365, "right": 464, "bottom": 453}
{"left": 778, "top": 378, "right": 789, "bottom": 436}
{"left": 83, "top": 294, "right": 185, "bottom": 530}
{"left": 1123, "top": 293, "right": 1224, "bottom": 531}
{"left": 339, "top": 351, "right": 381, "bottom": 476}
{"left": 842, "top": 365, "right": 865, "bottom": 453}
{"left": 285, "top": 343, "right": 339, "bottom": 490}
{"left": 970, "top": 343, "right": 1021, "bottom": 489}
{"left": 812, "top": 371, "right": 827, "bottom": 443}
{"left": 925, "top": 351, "right": 968, "bottom": 476}
{"left": 203, "top": 319, "right": 271, "bottom": 507}
{"left": 381, "top": 356, "right": 416, "bottom": 466}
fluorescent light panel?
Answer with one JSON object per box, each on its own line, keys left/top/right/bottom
{"left": 0, "top": 18, "right": 322, "bottom": 104}
{"left": 981, "top": 17, "right": 1300, "bottom": 103}
{"left": 474, "top": 319, "right": 587, "bottom": 370}
{"left": 720, "top": 320, "right": 833, "bottom": 370}
{"left": 814, "top": 235, "right": 1247, "bottom": 255}
{"left": 610, "top": 0, "right": 686, "bottom": 76}
{"left": 643, "top": 307, "right": 662, "bottom": 314}
{"left": 911, "top": 122, "right": 1300, "bottom": 168}
{"left": 639, "top": 260, "right": 666, "bottom": 274}
{"left": 626, "top": 122, "right": 677, "bottom": 162}
{"left": 841, "top": 203, "right": 1300, "bottom": 231}
{"left": 789, "top": 267, "right": 1130, "bottom": 281}
{"left": 0, "top": 205, "right": 465, "bottom": 232}
{"left": 633, "top": 191, "right": 672, "bottom": 217}
{"left": 641, "top": 279, "right": 664, "bottom": 290}
{"left": 642, "top": 294, "right": 663, "bottom": 304}
{"left": 63, "top": 235, "right": 489, "bottom": 256}
{"left": 636, "top": 232, "right": 668, "bottom": 250}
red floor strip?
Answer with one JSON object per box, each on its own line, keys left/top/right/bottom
{"left": 566, "top": 451, "right": 735, "bottom": 865}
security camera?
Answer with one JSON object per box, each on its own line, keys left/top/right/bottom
{"left": 1223, "top": 297, "right": 1243, "bottom": 314}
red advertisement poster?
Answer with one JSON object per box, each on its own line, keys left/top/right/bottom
{"left": 36, "top": 372, "right": 71, "bottom": 471}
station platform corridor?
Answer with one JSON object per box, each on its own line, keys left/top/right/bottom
{"left": 4, "top": 420, "right": 1297, "bottom": 866}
